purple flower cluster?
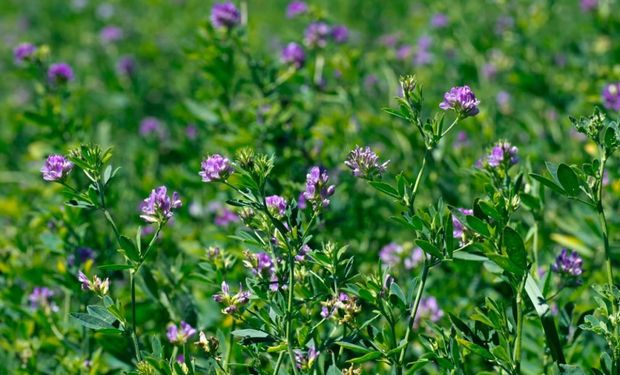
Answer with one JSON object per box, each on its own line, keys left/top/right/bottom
{"left": 331, "top": 25, "right": 349, "bottom": 44}
{"left": 486, "top": 141, "right": 519, "bottom": 168}
{"left": 214, "top": 208, "right": 239, "bottom": 227}
{"left": 116, "top": 56, "right": 136, "bottom": 76}
{"left": 139, "top": 186, "right": 182, "bottom": 223}
{"left": 139, "top": 117, "right": 165, "bottom": 138}
{"left": 320, "top": 292, "right": 360, "bottom": 324}
{"left": 430, "top": 13, "right": 449, "bottom": 28}
{"left": 580, "top": 0, "right": 598, "bottom": 12}
{"left": 266, "top": 195, "right": 287, "bottom": 216}
{"left": 304, "top": 22, "right": 332, "bottom": 48}
{"left": 68, "top": 247, "right": 96, "bottom": 267}
{"left": 414, "top": 36, "right": 432, "bottom": 66}
{"left": 345, "top": 145, "right": 389, "bottom": 179}
{"left": 48, "top": 63, "right": 75, "bottom": 84}
{"left": 294, "top": 345, "right": 319, "bottom": 370}
{"left": 14, "top": 42, "right": 36, "bottom": 64}
{"left": 213, "top": 281, "right": 251, "bottom": 314}
{"left": 210, "top": 2, "right": 241, "bottom": 29}
{"left": 99, "top": 25, "right": 123, "bottom": 43}
{"left": 243, "top": 251, "right": 281, "bottom": 292}
{"left": 296, "top": 244, "right": 311, "bottom": 262}
{"left": 380, "top": 243, "right": 424, "bottom": 270}
{"left": 281, "top": 42, "right": 306, "bottom": 68}
{"left": 167, "top": 321, "right": 197, "bottom": 345}
{"left": 414, "top": 296, "right": 444, "bottom": 328}
{"left": 29, "top": 287, "right": 59, "bottom": 312}
{"left": 552, "top": 249, "right": 583, "bottom": 277}
{"left": 286, "top": 1, "right": 308, "bottom": 18}
{"left": 439, "top": 85, "right": 480, "bottom": 117}
{"left": 302, "top": 166, "right": 335, "bottom": 209}
{"left": 200, "top": 154, "right": 234, "bottom": 182}
{"left": 78, "top": 271, "right": 110, "bottom": 296}
{"left": 452, "top": 208, "right": 474, "bottom": 242}
{"left": 41, "top": 154, "right": 74, "bottom": 181}
{"left": 602, "top": 83, "right": 620, "bottom": 111}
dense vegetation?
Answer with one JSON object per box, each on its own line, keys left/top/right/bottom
{"left": 2, "top": 0, "right": 620, "bottom": 373}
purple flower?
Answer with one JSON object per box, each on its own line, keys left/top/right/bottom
{"left": 304, "top": 22, "right": 331, "bottom": 48}
{"left": 116, "top": 56, "right": 136, "bottom": 76}
{"left": 414, "top": 296, "right": 444, "bottom": 328}
{"left": 266, "top": 195, "right": 287, "bottom": 216}
{"left": 602, "top": 83, "right": 620, "bottom": 111}
{"left": 14, "top": 42, "right": 36, "bottom": 63}
{"left": 286, "top": 1, "right": 307, "bottom": 18}
{"left": 29, "top": 287, "right": 59, "bottom": 312}
{"left": 294, "top": 345, "right": 319, "bottom": 370}
{"left": 200, "top": 154, "right": 234, "bottom": 182}
{"left": 41, "top": 154, "right": 74, "bottom": 181}
{"left": 78, "top": 271, "right": 110, "bottom": 295}
{"left": 345, "top": 146, "right": 390, "bottom": 180}
{"left": 496, "top": 91, "right": 511, "bottom": 108}
{"left": 482, "top": 63, "right": 498, "bottom": 80}
{"left": 139, "top": 186, "right": 181, "bottom": 223}
{"left": 495, "top": 15, "right": 514, "bottom": 35}
{"left": 302, "top": 166, "right": 336, "bottom": 209}
{"left": 296, "top": 244, "right": 311, "bottom": 262}
{"left": 48, "top": 63, "right": 75, "bottom": 84}
{"left": 281, "top": 42, "right": 305, "bottom": 68}
{"left": 430, "top": 13, "right": 449, "bottom": 28}
{"left": 580, "top": 0, "right": 598, "bottom": 12}
{"left": 396, "top": 45, "right": 413, "bottom": 61}
{"left": 453, "top": 131, "right": 470, "bottom": 148}
{"left": 331, "top": 25, "right": 349, "bottom": 43}
{"left": 379, "top": 243, "right": 404, "bottom": 267}
{"left": 186, "top": 124, "right": 198, "bottom": 140}
{"left": 486, "top": 141, "right": 519, "bottom": 168}
{"left": 404, "top": 247, "right": 424, "bottom": 270}
{"left": 210, "top": 2, "right": 240, "bottom": 29}
{"left": 439, "top": 86, "right": 480, "bottom": 117}
{"left": 68, "top": 247, "right": 96, "bottom": 267}
{"left": 213, "top": 281, "right": 251, "bottom": 315}
{"left": 139, "top": 117, "right": 165, "bottom": 138}
{"left": 452, "top": 208, "right": 473, "bottom": 241}
{"left": 99, "top": 25, "right": 123, "bottom": 43}
{"left": 167, "top": 321, "right": 196, "bottom": 345}
{"left": 552, "top": 249, "right": 583, "bottom": 277}
{"left": 214, "top": 208, "right": 239, "bottom": 226}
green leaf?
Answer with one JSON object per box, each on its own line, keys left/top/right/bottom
{"left": 415, "top": 240, "right": 442, "bottom": 259}
{"left": 456, "top": 338, "right": 494, "bottom": 360}
{"left": 369, "top": 181, "right": 400, "bottom": 198}
{"left": 335, "top": 341, "right": 371, "bottom": 354}
{"left": 98, "top": 264, "right": 133, "bottom": 271}
{"left": 503, "top": 227, "right": 527, "bottom": 271}
{"left": 452, "top": 251, "right": 488, "bottom": 262}
{"left": 231, "top": 329, "right": 269, "bottom": 339}
{"left": 326, "top": 365, "right": 341, "bottom": 375}
{"left": 445, "top": 213, "right": 454, "bottom": 258}
{"left": 70, "top": 312, "right": 114, "bottom": 330}
{"left": 478, "top": 201, "right": 501, "bottom": 222}
{"left": 556, "top": 164, "right": 580, "bottom": 196}
{"left": 119, "top": 235, "right": 140, "bottom": 262}
{"left": 530, "top": 174, "right": 565, "bottom": 194}
{"left": 87, "top": 305, "right": 117, "bottom": 325}
{"left": 389, "top": 282, "right": 407, "bottom": 306}
{"left": 465, "top": 216, "right": 490, "bottom": 238}
{"left": 185, "top": 99, "right": 218, "bottom": 124}
{"left": 347, "top": 351, "right": 383, "bottom": 364}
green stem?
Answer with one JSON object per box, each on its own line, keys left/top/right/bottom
{"left": 440, "top": 117, "right": 460, "bottom": 138}
{"left": 513, "top": 288, "right": 523, "bottom": 373}
{"left": 285, "top": 250, "right": 300, "bottom": 375}
{"left": 224, "top": 321, "right": 235, "bottom": 372}
{"left": 596, "top": 157, "right": 614, "bottom": 287}
{"left": 130, "top": 270, "right": 141, "bottom": 361}
{"left": 397, "top": 261, "right": 430, "bottom": 372}
{"left": 408, "top": 149, "right": 431, "bottom": 216}
{"left": 273, "top": 351, "right": 285, "bottom": 375}
{"left": 135, "top": 224, "right": 162, "bottom": 273}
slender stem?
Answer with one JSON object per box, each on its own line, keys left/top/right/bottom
{"left": 397, "top": 261, "right": 430, "bottom": 372}
{"left": 597, "top": 155, "right": 614, "bottom": 287}
{"left": 135, "top": 224, "right": 162, "bottom": 273}
{"left": 409, "top": 149, "right": 431, "bottom": 216}
{"left": 224, "top": 321, "right": 235, "bottom": 372}
{"left": 532, "top": 222, "right": 539, "bottom": 279}
{"left": 273, "top": 351, "right": 285, "bottom": 375}
{"left": 440, "top": 118, "right": 460, "bottom": 138}
{"left": 285, "top": 251, "right": 300, "bottom": 375}
{"left": 513, "top": 288, "right": 524, "bottom": 373}
{"left": 130, "top": 270, "right": 141, "bottom": 361}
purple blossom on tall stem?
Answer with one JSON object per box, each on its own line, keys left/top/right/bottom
{"left": 281, "top": 42, "right": 305, "bottom": 68}
{"left": 552, "top": 249, "right": 583, "bottom": 277}
{"left": 167, "top": 321, "right": 197, "bottom": 345}
{"left": 200, "top": 154, "right": 234, "bottom": 182}
{"left": 48, "top": 63, "right": 75, "bottom": 84}
{"left": 439, "top": 85, "right": 480, "bottom": 117}
{"left": 41, "top": 154, "right": 74, "bottom": 181}
{"left": 345, "top": 146, "right": 390, "bottom": 180}
{"left": 602, "top": 83, "right": 620, "bottom": 111}
{"left": 213, "top": 281, "right": 251, "bottom": 315}
{"left": 413, "top": 296, "right": 443, "bottom": 328}
{"left": 452, "top": 208, "right": 473, "bottom": 241}
{"left": 139, "top": 117, "right": 165, "bottom": 138}
{"left": 116, "top": 56, "right": 136, "bottom": 76}
{"left": 210, "top": 2, "right": 241, "bottom": 29}
{"left": 14, "top": 42, "right": 36, "bottom": 64}
{"left": 486, "top": 141, "right": 519, "bottom": 168}
{"left": 99, "top": 25, "right": 123, "bottom": 43}
{"left": 139, "top": 186, "right": 182, "bottom": 223}
{"left": 302, "top": 166, "right": 336, "bottom": 209}
{"left": 286, "top": 1, "right": 308, "bottom": 18}
{"left": 266, "top": 195, "right": 287, "bottom": 216}
{"left": 78, "top": 271, "right": 110, "bottom": 296}
{"left": 29, "top": 287, "right": 59, "bottom": 312}
{"left": 430, "top": 13, "right": 449, "bottom": 28}
{"left": 331, "top": 25, "right": 349, "bottom": 43}
{"left": 304, "top": 22, "right": 331, "bottom": 48}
